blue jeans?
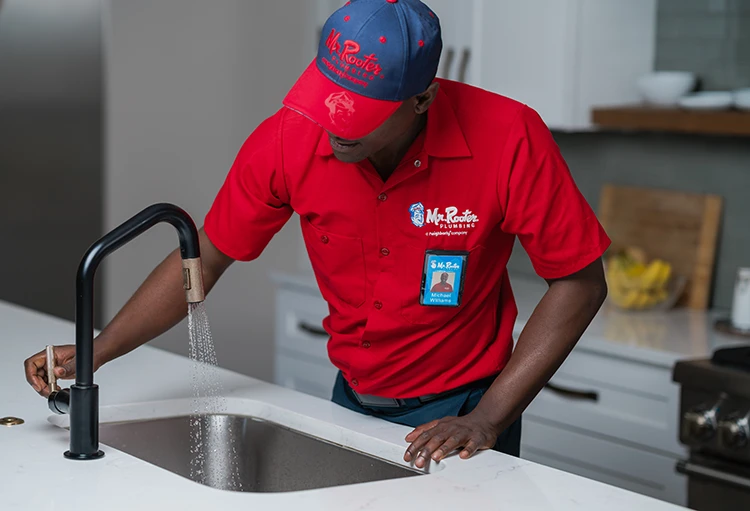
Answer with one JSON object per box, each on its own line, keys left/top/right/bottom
{"left": 330, "top": 371, "right": 521, "bottom": 457}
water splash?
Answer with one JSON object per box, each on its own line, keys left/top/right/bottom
{"left": 187, "top": 302, "right": 243, "bottom": 491}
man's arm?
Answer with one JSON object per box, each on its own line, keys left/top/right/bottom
{"left": 25, "top": 228, "right": 235, "bottom": 396}
{"left": 403, "top": 258, "right": 607, "bottom": 467}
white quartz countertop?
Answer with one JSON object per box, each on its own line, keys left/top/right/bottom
{"left": 0, "top": 300, "right": 688, "bottom": 510}
{"left": 273, "top": 271, "right": 748, "bottom": 369}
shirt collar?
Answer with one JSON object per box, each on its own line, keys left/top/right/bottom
{"left": 315, "top": 87, "right": 472, "bottom": 159}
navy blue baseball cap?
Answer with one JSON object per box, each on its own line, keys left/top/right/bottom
{"left": 283, "top": 0, "right": 442, "bottom": 140}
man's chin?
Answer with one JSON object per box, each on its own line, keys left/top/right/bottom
{"left": 333, "top": 150, "right": 367, "bottom": 163}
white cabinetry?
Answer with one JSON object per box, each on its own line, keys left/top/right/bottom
{"left": 520, "top": 348, "right": 686, "bottom": 506}
{"left": 272, "top": 276, "right": 338, "bottom": 400}
{"left": 428, "top": 0, "right": 478, "bottom": 85}
{"left": 429, "top": 0, "right": 658, "bottom": 130}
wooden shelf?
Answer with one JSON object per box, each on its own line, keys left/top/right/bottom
{"left": 591, "top": 105, "right": 750, "bottom": 137}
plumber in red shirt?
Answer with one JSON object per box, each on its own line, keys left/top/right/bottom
{"left": 25, "top": 0, "right": 610, "bottom": 467}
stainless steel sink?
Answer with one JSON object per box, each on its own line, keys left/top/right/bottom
{"left": 98, "top": 414, "right": 421, "bottom": 492}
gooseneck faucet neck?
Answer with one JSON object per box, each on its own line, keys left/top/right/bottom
{"left": 76, "top": 203, "right": 202, "bottom": 387}
{"left": 52, "top": 203, "right": 204, "bottom": 460}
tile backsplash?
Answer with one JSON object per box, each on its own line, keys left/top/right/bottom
{"left": 656, "top": 0, "right": 750, "bottom": 90}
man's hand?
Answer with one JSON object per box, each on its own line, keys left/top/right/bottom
{"left": 404, "top": 411, "right": 499, "bottom": 468}
{"left": 24, "top": 344, "right": 80, "bottom": 397}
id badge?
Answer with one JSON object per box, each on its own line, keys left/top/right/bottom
{"left": 420, "top": 250, "right": 468, "bottom": 307}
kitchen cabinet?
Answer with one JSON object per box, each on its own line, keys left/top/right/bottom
{"left": 272, "top": 272, "right": 688, "bottom": 506}
{"left": 520, "top": 350, "right": 686, "bottom": 505}
{"left": 430, "top": 0, "right": 658, "bottom": 131}
{"left": 272, "top": 275, "right": 339, "bottom": 400}
{"left": 427, "top": 0, "right": 477, "bottom": 85}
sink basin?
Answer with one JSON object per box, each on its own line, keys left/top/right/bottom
{"left": 98, "top": 414, "right": 421, "bottom": 492}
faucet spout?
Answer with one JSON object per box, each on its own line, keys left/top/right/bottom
{"left": 52, "top": 203, "right": 204, "bottom": 460}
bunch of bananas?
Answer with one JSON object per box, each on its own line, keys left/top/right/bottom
{"left": 606, "top": 248, "right": 673, "bottom": 310}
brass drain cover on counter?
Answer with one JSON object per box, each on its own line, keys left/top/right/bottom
{"left": 1, "top": 417, "right": 24, "bottom": 426}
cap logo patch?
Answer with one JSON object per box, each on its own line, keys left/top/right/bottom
{"left": 322, "top": 28, "right": 384, "bottom": 88}
{"left": 325, "top": 91, "right": 356, "bottom": 125}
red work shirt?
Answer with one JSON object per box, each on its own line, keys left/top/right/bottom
{"left": 204, "top": 78, "right": 610, "bottom": 399}
{"left": 431, "top": 282, "right": 453, "bottom": 293}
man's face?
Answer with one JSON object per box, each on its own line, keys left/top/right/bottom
{"left": 327, "top": 100, "right": 417, "bottom": 163}
{"left": 440, "top": 273, "right": 448, "bottom": 283}
{"left": 327, "top": 83, "right": 439, "bottom": 163}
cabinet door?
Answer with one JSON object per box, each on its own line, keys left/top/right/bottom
{"left": 427, "top": 0, "right": 477, "bottom": 85}
{"left": 427, "top": 0, "right": 460, "bottom": 81}
{"left": 473, "top": 0, "right": 576, "bottom": 128}
{"left": 473, "top": 0, "right": 656, "bottom": 130}
{"left": 571, "top": 0, "right": 657, "bottom": 128}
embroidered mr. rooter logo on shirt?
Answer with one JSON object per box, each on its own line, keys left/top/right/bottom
{"left": 410, "top": 203, "right": 480, "bottom": 237}
{"left": 321, "top": 28, "right": 385, "bottom": 89}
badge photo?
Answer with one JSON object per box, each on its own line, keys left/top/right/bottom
{"left": 420, "top": 250, "right": 468, "bottom": 307}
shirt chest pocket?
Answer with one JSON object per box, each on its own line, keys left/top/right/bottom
{"left": 300, "top": 218, "right": 367, "bottom": 308}
{"left": 397, "top": 241, "right": 486, "bottom": 326}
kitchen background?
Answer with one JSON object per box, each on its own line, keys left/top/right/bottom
{"left": 2, "top": 1, "right": 750, "bottom": 508}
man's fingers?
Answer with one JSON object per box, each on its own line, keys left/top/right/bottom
{"left": 459, "top": 437, "right": 483, "bottom": 459}
{"left": 24, "top": 352, "right": 47, "bottom": 393}
{"left": 416, "top": 430, "right": 458, "bottom": 466}
{"left": 431, "top": 433, "right": 465, "bottom": 462}
{"left": 404, "top": 419, "right": 440, "bottom": 442}
{"left": 404, "top": 425, "right": 448, "bottom": 464}
{"left": 54, "top": 360, "right": 76, "bottom": 380}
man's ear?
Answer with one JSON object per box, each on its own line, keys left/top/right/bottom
{"left": 414, "top": 82, "right": 440, "bottom": 114}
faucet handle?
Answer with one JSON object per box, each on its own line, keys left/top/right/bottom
{"left": 46, "top": 345, "right": 56, "bottom": 392}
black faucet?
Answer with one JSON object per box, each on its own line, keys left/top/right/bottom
{"left": 49, "top": 203, "right": 205, "bottom": 460}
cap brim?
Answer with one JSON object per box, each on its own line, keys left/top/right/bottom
{"left": 283, "top": 60, "right": 402, "bottom": 140}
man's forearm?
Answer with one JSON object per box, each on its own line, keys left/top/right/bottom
{"left": 471, "top": 260, "right": 608, "bottom": 431}
{"left": 94, "top": 229, "right": 233, "bottom": 367}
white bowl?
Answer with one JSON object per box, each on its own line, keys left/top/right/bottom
{"left": 733, "top": 88, "right": 750, "bottom": 111}
{"left": 636, "top": 71, "right": 697, "bottom": 106}
{"left": 678, "top": 91, "right": 733, "bottom": 110}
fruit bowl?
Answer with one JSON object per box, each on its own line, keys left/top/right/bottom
{"left": 604, "top": 248, "right": 687, "bottom": 311}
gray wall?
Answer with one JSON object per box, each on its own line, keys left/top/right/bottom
{"left": 656, "top": 0, "right": 750, "bottom": 90}
{"left": 103, "top": 0, "right": 315, "bottom": 382}
{"left": 0, "top": 0, "right": 102, "bottom": 322}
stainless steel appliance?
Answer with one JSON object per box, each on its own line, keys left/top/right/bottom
{"left": 674, "top": 346, "right": 750, "bottom": 510}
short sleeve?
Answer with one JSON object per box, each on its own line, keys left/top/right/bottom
{"left": 499, "top": 105, "right": 610, "bottom": 279}
{"left": 204, "top": 111, "right": 293, "bottom": 261}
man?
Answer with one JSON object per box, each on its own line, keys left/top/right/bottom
{"left": 25, "top": 0, "right": 609, "bottom": 468}
{"left": 430, "top": 273, "right": 453, "bottom": 293}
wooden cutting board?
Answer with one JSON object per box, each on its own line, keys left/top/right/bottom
{"left": 597, "top": 184, "right": 723, "bottom": 310}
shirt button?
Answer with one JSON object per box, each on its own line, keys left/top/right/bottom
{"left": 378, "top": 193, "right": 388, "bottom": 202}
{"left": 351, "top": 378, "right": 359, "bottom": 387}
{"left": 362, "top": 341, "right": 371, "bottom": 349}
{"left": 320, "top": 235, "right": 329, "bottom": 244}
{"left": 414, "top": 159, "right": 422, "bottom": 168}
{"left": 374, "top": 300, "right": 383, "bottom": 310}
{"left": 380, "top": 247, "right": 390, "bottom": 257}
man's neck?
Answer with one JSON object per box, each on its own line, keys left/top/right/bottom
{"left": 368, "top": 114, "right": 427, "bottom": 181}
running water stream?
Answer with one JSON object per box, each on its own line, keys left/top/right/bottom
{"left": 187, "top": 302, "right": 243, "bottom": 491}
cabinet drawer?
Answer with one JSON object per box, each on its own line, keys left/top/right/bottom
{"left": 525, "top": 370, "right": 683, "bottom": 456}
{"left": 555, "top": 348, "right": 675, "bottom": 399}
{"left": 274, "top": 354, "right": 339, "bottom": 401}
{"left": 275, "top": 289, "right": 329, "bottom": 362}
{"left": 521, "top": 419, "right": 686, "bottom": 506}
